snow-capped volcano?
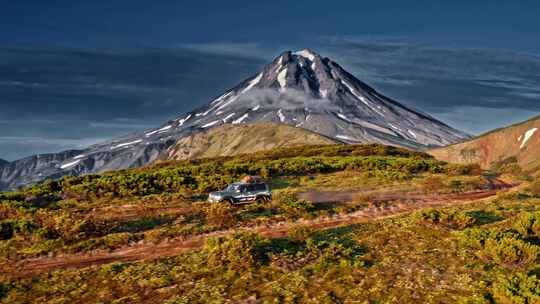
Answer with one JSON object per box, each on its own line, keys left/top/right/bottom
{"left": 176, "top": 48, "right": 469, "bottom": 148}
{"left": 0, "top": 49, "right": 469, "bottom": 190}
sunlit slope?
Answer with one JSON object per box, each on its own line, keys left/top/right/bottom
{"left": 430, "top": 115, "right": 540, "bottom": 172}
{"left": 163, "top": 122, "right": 339, "bottom": 161}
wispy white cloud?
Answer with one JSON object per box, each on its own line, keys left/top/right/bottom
{"left": 88, "top": 120, "right": 154, "bottom": 129}
{"left": 437, "top": 106, "right": 539, "bottom": 135}
{"left": 0, "top": 136, "right": 107, "bottom": 148}
{"left": 175, "top": 42, "right": 273, "bottom": 58}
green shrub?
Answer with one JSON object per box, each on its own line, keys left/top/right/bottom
{"left": 0, "top": 220, "right": 35, "bottom": 240}
{"left": 67, "top": 233, "right": 140, "bottom": 253}
{"left": 458, "top": 227, "right": 534, "bottom": 270}
{"left": 0, "top": 283, "right": 8, "bottom": 299}
{"left": 514, "top": 212, "right": 540, "bottom": 237}
{"left": 527, "top": 180, "right": 540, "bottom": 197}
{"left": 204, "top": 232, "right": 268, "bottom": 270}
{"left": 480, "top": 237, "right": 539, "bottom": 269}
{"left": 287, "top": 226, "right": 314, "bottom": 242}
{"left": 446, "top": 163, "right": 483, "bottom": 176}
{"left": 15, "top": 144, "right": 451, "bottom": 200}
{"left": 202, "top": 203, "right": 235, "bottom": 228}
{"left": 275, "top": 192, "right": 314, "bottom": 215}
{"left": 458, "top": 227, "right": 521, "bottom": 249}
{"left": 422, "top": 175, "right": 445, "bottom": 193}
{"left": 413, "top": 209, "right": 476, "bottom": 229}
{"left": 493, "top": 273, "right": 540, "bottom": 304}
{"left": 0, "top": 222, "right": 14, "bottom": 240}
{"left": 499, "top": 163, "right": 523, "bottom": 175}
{"left": 450, "top": 180, "right": 465, "bottom": 192}
{"left": 303, "top": 232, "right": 366, "bottom": 269}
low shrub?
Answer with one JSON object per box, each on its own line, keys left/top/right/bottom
{"left": 202, "top": 204, "right": 235, "bottom": 228}
{"left": 204, "top": 232, "right": 268, "bottom": 270}
{"left": 514, "top": 212, "right": 540, "bottom": 237}
{"left": 492, "top": 273, "right": 540, "bottom": 304}
{"left": 0, "top": 283, "right": 8, "bottom": 300}
{"left": 413, "top": 209, "right": 476, "bottom": 230}
{"left": 449, "top": 180, "right": 465, "bottom": 193}
{"left": 350, "top": 193, "right": 373, "bottom": 206}
{"left": 458, "top": 227, "right": 521, "bottom": 249}
{"left": 445, "top": 163, "right": 483, "bottom": 176}
{"left": 287, "top": 226, "right": 314, "bottom": 242}
{"left": 499, "top": 163, "right": 523, "bottom": 175}
{"left": 304, "top": 232, "right": 366, "bottom": 269}
{"left": 0, "top": 220, "right": 35, "bottom": 240}
{"left": 480, "top": 237, "right": 539, "bottom": 269}
{"left": 527, "top": 180, "right": 540, "bottom": 197}
{"left": 422, "top": 175, "right": 445, "bottom": 193}
{"left": 67, "top": 232, "right": 140, "bottom": 253}
{"left": 275, "top": 191, "right": 314, "bottom": 215}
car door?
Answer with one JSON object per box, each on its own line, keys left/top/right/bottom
{"left": 245, "top": 184, "right": 257, "bottom": 202}
{"left": 236, "top": 185, "right": 248, "bottom": 203}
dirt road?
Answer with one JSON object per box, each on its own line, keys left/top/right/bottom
{"left": 1, "top": 187, "right": 509, "bottom": 280}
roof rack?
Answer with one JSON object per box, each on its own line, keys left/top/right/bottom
{"left": 240, "top": 175, "right": 263, "bottom": 184}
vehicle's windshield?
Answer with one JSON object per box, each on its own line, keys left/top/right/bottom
{"left": 224, "top": 184, "right": 239, "bottom": 192}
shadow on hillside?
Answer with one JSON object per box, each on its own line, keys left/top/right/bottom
{"left": 466, "top": 210, "right": 505, "bottom": 225}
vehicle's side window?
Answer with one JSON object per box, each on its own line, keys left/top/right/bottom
{"left": 255, "top": 184, "right": 266, "bottom": 191}
{"left": 239, "top": 185, "right": 247, "bottom": 193}
{"left": 247, "top": 185, "right": 256, "bottom": 192}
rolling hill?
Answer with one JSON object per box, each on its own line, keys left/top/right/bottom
{"left": 430, "top": 114, "right": 540, "bottom": 172}
{"left": 163, "top": 123, "right": 339, "bottom": 161}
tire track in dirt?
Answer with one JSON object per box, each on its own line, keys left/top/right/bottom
{"left": 2, "top": 187, "right": 511, "bottom": 280}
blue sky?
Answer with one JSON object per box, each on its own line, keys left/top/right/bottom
{"left": 1, "top": 1, "right": 540, "bottom": 160}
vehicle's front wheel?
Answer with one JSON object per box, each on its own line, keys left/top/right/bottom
{"left": 257, "top": 196, "right": 270, "bottom": 203}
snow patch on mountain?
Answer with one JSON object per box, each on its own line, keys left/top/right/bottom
{"left": 336, "top": 135, "right": 357, "bottom": 141}
{"left": 215, "top": 74, "right": 264, "bottom": 112}
{"left": 520, "top": 128, "right": 538, "bottom": 148}
{"left": 277, "top": 68, "right": 287, "bottom": 89}
{"left": 320, "top": 88, "right": 328, "bottom": 98}
{"left": 241, "top": 73, "right": 263, "bottom": 94}
{"left": 60, "top": 160, "right": 80, "bottom": 169}
{"left": 201, "top": 120, "right": 220, "bottom": 128}
{"left": 336, "top": 113, "right": 352, "bottom": 123}
{"left": 211, "top": 91, "right": 234, "bottom": 105}
{"left": 146, "top": 125, "right": 173, "bottom": 137}
{"left": 233, "top": 113, "right": 249, "bottom": 124}
{"left": 177, "top": 114, "right": 192, "bottom": 126}
{"left": 111, "top": 139, "right": 143, "bottom": 149}
{"left": 222, "top": 113, "right": 236, "bottom": 123}
{"left": 277, "top": 109, "right": 286, "bottom": 122}
{"left": 293, "top": 49, "right": 316, "bottom": 61}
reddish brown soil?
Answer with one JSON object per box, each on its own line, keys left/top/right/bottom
{"left": 1, "top": 185, "right": 512, "bottom": 280}
{"left": 89, "top": 204, "right": 193, "bottom": 221}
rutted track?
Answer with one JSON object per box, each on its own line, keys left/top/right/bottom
{"left": 2, "top": 186, "right": 511, "bottom": 280}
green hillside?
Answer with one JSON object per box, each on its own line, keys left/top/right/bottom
{"left": 164, "top": 122, "right": 339, "bottom": 161}
{"left": 0, "top": 144, "right": 539, "bottom": 303}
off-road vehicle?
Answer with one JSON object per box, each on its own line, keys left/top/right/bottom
{"left": 208, "top": 178, "right": 271, "bottom": 204}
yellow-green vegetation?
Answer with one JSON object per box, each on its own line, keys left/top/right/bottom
{"left": 2, "top": 188, "right": 540, "bottom": 303}
{"left": 0, "top": 143, "right": 528, "bottom": 303}
{"left": 165, "top": 122, "right": 339, "bottom": 161}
